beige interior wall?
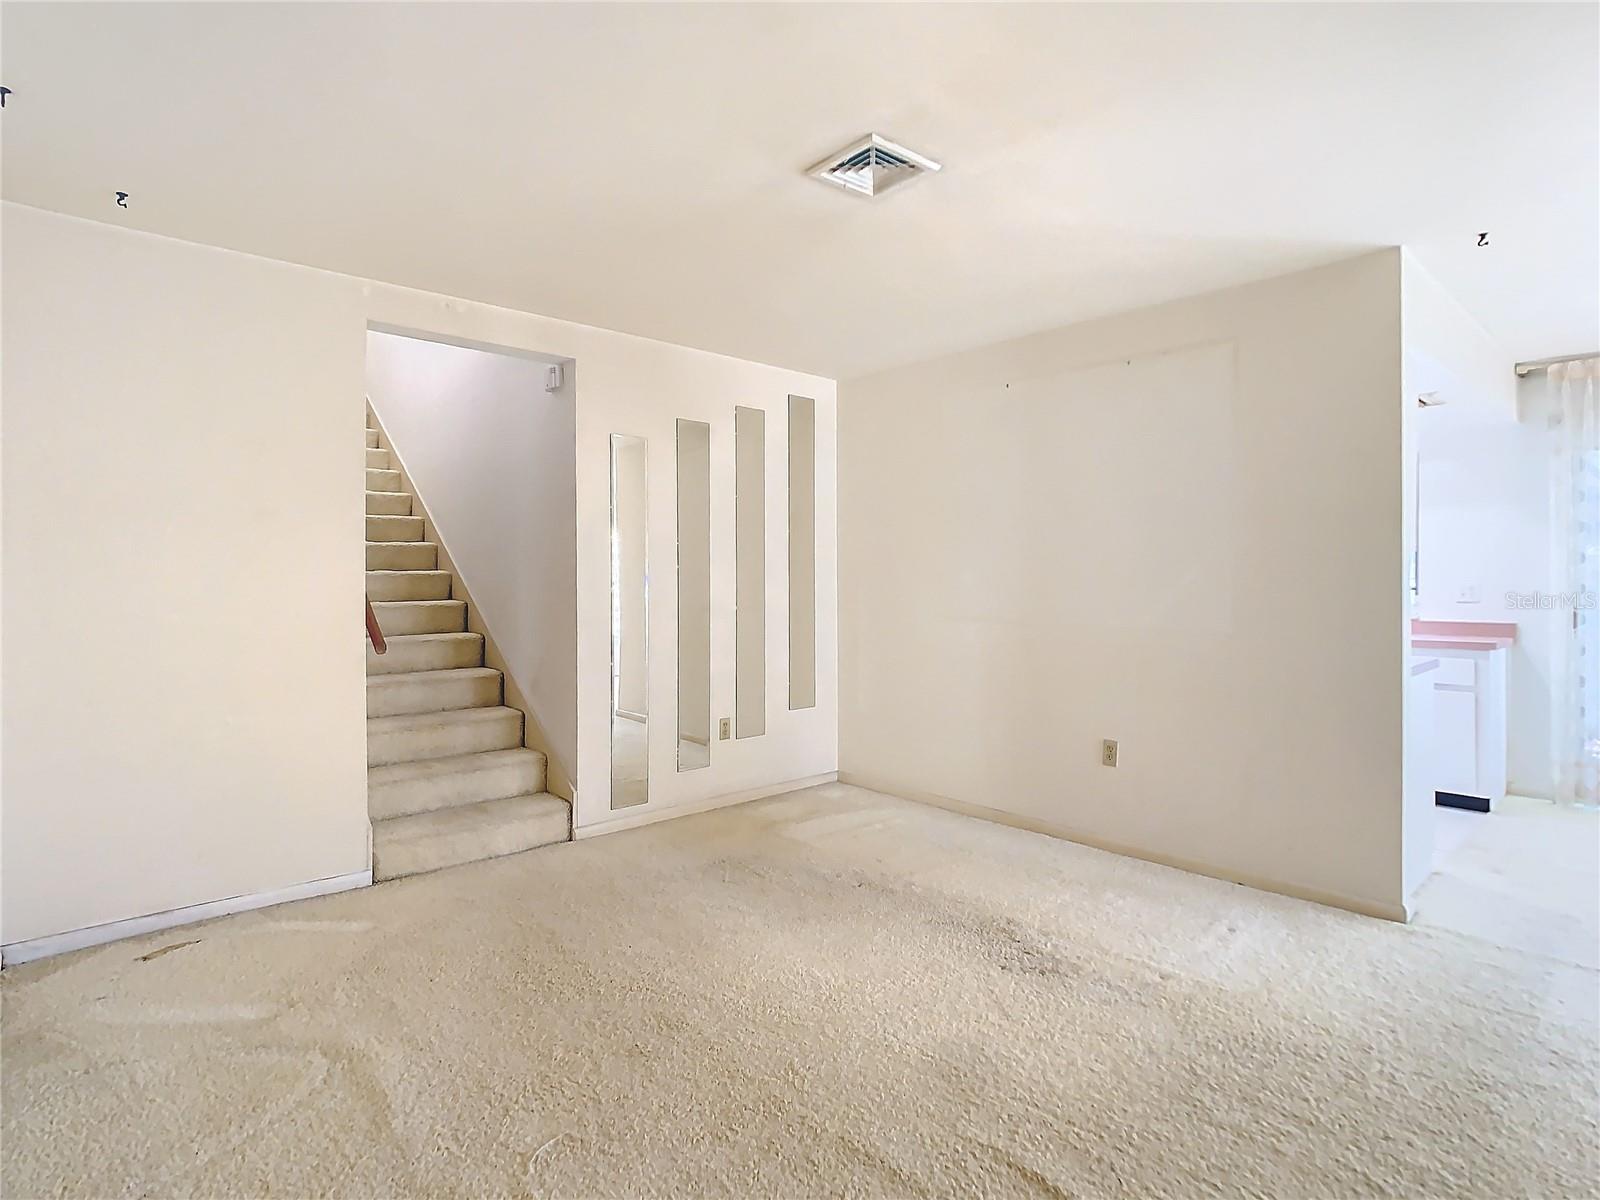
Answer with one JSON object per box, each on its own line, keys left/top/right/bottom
{"left": 839, "top": 251, "right": 1408, "bottom": 916}
{"left": 1, "top": 203, "right": 371, "bottom": 946}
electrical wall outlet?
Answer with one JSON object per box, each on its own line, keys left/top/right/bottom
{"left": 719, "top": 717, "right": 731, "bottom": 741}
{"left": 1101, "top": 739, "right": 1119, "bottom": 767}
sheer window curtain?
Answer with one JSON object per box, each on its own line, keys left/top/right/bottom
{"left": 1549, "top": 357, "right": 1599, "bottom": 807}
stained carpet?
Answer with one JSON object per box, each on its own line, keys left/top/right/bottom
{"left": 3, "top": 783, "right": 1596, "bottom": 1198}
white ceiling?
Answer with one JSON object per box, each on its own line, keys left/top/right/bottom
{"left": 3, "top": 2, "right": 1595, "bottom": 379}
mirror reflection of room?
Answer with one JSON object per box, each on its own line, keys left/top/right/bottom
{"left": 610, "top": 434, "right": 649, "bottom": 808}
{"left": 789, "top": 395, "right": 817, "bottom": 711}
{"left": 735, "top": 406, "right": 766, "bottom": 737}
{"left": 677, "top": 420, "right": 712, "bottom": 770}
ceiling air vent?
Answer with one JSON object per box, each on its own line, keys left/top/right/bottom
{"left": 807, "top": 133, "right": 941, "bottom": 199}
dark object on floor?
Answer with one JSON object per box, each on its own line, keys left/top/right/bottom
{"left": 135, "top": 939, "right": 200, "bottom": 962}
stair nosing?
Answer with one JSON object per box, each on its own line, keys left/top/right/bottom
{"left": 367, "top": 746, "right": 543, "bottom": 782}
{"left": 372, "top": 791, "right": 566, "bottom": 828}
{"left": 366, "top": 666, "right": 499, "bottom": 687}
{"left": 366, "top": 705, "right": 520, "bottom": 732}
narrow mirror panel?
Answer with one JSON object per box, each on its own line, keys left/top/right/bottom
{"left": 734, "top": 406, "right": 766, "bottom": 738}
{"left": 676, "top": 419, "right": 712, "bottom": 770}
{"left": 610, "top": 434, "right": 649, "bottom": 808}
{"left": 788, "top": 395, "right": 817, "bottom": 710}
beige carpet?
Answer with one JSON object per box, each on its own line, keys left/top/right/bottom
{"left": 4, "top": 783, "right": 1597, "bottom": 1198}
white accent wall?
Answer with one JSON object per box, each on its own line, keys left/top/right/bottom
{"left": 1, "top": 203, "right": 838, "bottom": 948}
{"left": 839, "top": 252, "right": 1408, "bottom": 917}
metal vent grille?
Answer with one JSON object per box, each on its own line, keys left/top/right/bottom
{"left": 807, "top": 134, "right": 941, "bottom": 198}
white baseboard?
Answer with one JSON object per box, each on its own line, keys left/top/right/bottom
{"left": 1, "top": 870, "right": 373, "bottom": 968}
{"left": 576, "top": 771, "right": 839, "bottom": 840}
{"left": 837, "top": 772, "right": 1408, "bottom": 923}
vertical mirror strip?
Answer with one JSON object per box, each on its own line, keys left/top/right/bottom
{"left": 610, "top": 434, "right": 649, "bottom": 807}
{"left": 676, "top": 419, "right": 712, "bottom": 770}
{"left": 788, "top": 395, "right": 817, "bottom": 710}
{"left": 734, "top": 406, "right": 766, "bottom": 738}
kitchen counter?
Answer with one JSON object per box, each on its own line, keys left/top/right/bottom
{"left": 1411, "top": 619, "right": 1516, "bottom": 652}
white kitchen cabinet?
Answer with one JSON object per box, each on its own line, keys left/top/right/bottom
{"left": 1415, "top": 645, "right": 1507, "bottom": 810}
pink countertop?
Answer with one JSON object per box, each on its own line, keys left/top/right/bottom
{"left": 1411, "top": 619, "right": 1515, "bottom": 652}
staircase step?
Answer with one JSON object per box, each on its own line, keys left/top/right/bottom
{"left": 365, "top": 429, "right": 379, "bottom": 449}
{"left": 370, "top": 599, "right": 467, "bottom": 636}
{"left": 366, "top": 570, "right": 451, "bottom": 602}
{"left": 367, "top": 467, "right": 401, "bottom": 491}
{"left": 366, "top": 490, "right": 413, "bottom": 516}
{"left": 366, "top": 447, "right": 391, "bottom": 470}
{"left": 366, "top": 514, "right": 425, "bottom": 542}
{"left": 367, "top": 747, "right": 545, "bottom": 820}
{"left": 367, "top": 706, "right": 523, "bottom": 767}
{"left": 368, "top": 667, "right": 501, "bottom": 717}
{"left": 372, "top": 793, "right": 569, "bottom": 881}
{"left": 369, "top": 631, "right": 482, "bottom": 675}
{"left": 367, "top": 541, "right": 437, "bottom": 571}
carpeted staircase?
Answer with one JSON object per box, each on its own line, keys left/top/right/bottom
{"left": 364, "top": 421, "right": 569, "bottom": 880}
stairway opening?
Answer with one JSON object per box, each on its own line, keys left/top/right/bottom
{"left": 362, "top": 328, "right": 578, "bottom": 880}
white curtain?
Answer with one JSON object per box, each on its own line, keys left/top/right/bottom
{"left": 1549, "top": 357, "right": 1600, "bottom": 807}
